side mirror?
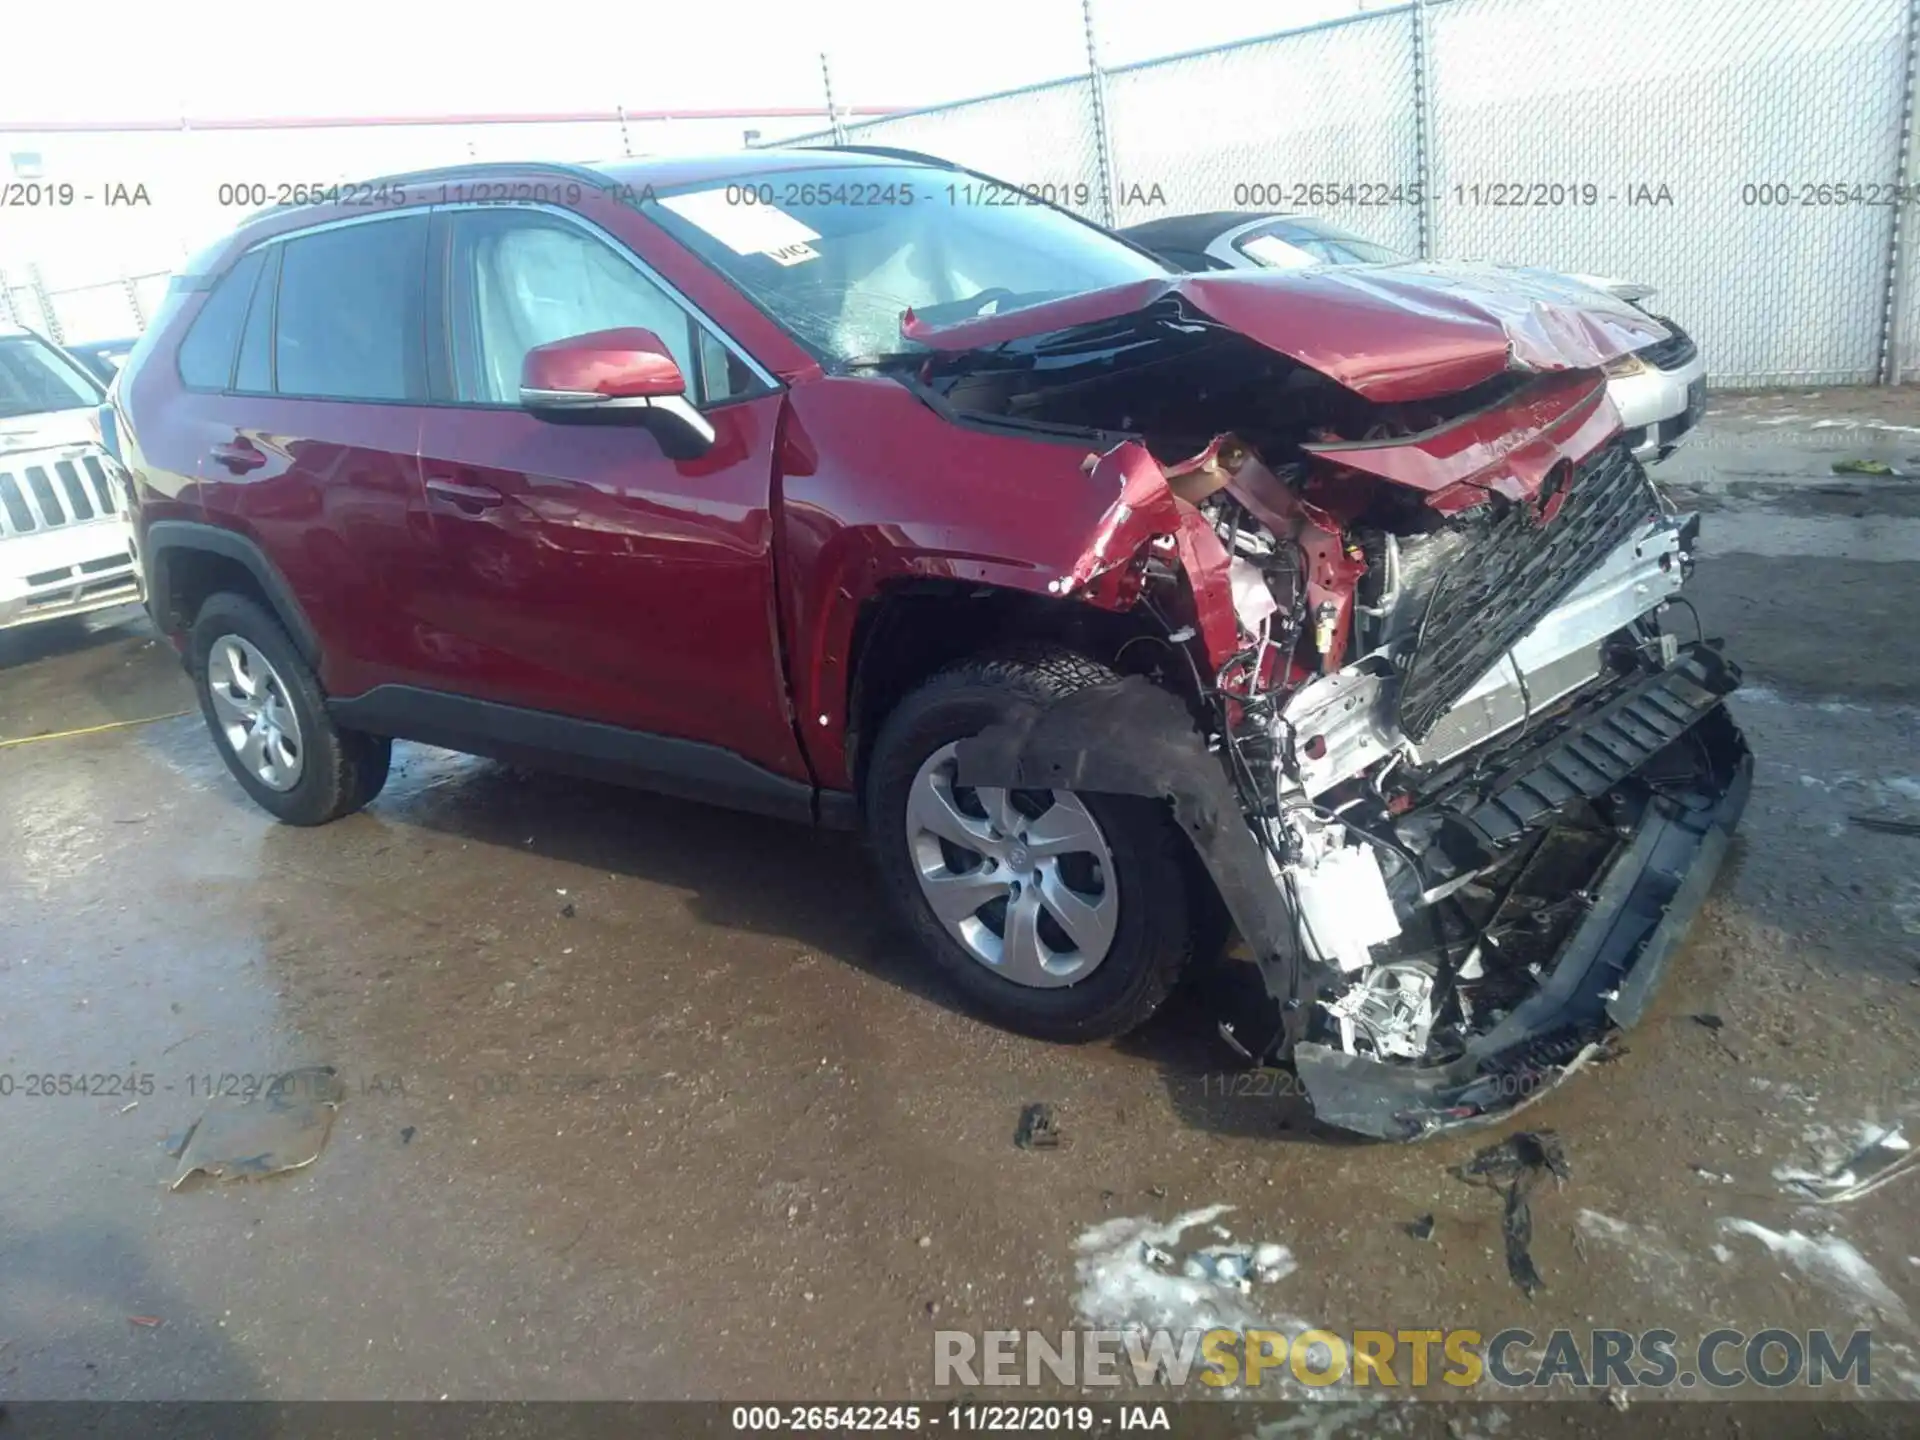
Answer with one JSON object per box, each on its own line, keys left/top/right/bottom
{"left": 519, "top": 327, "right": 715, "bottom": 455}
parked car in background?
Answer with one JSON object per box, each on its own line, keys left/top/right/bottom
{"left": 1120, "top": 211, "right": 1708, "bottom": 463}
{"left": 65, "top": 337, "right": 138, "bottom": 389}
{"left": 112, "top": 152, "right": 1746, "bottom": 1139}
{"left": 0, "top": 325, "right": 142, "bottom": 631}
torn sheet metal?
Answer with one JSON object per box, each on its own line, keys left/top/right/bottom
{"left": 1303, "top": 370, "right": 1623, "bottom": 511}
{"left": 169, "top": 1066, "right": 344, "bottom": 1190}
{"left": 1060, "top": 441, "right": 1242, "bottom": 667}
{"left": 901, "top": 266, "right": 1670, "bottom": 404}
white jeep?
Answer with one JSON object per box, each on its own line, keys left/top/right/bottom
{"left": 0, "top": 325, "right": 142, "bottom": 631}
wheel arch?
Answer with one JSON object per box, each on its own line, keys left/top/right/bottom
{"left": 145, "top": 521, "right": 322, "bottom": 669}
{"left": 842, "top": 579, "right": 1192, "bottom": 803}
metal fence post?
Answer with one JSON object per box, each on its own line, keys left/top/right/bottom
{"left": 26, "top": 263, "right": 62, "bottom": 344}
{"left": 1410, "top": 0, "right": 1437, "bottom": 260}
{"left": 1082, "top": 0, "right": 1118, "bottom": 226}
{"left": 1882, "top": 0, "right": 1920, "bottom": 384}
{"left": 121, "top": 272, "right": 147, "bottom": 333}
{"left": 820, "top": 53, "right": 850, "bottom": 145}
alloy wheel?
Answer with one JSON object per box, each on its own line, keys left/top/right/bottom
{"left": 205, "top": 634, "right": 305, "bottom": 792}
{"left": 905, "top": 742, "right": 1119, "bottom": 987}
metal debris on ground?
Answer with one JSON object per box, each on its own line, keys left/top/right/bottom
{"left": 169, "top": 1066, "right": 344, "bottom": 1191}
{"left": 1783, "top": 1126, "right": 1917, "bottom": 1204}
{"left": 1850, "top": 812, "right": 1920, "bottom": 838}
{"left": 1014, "top": 1102, "right": 1063, "bottom": 1150}
{"left": 1832, "top": 458, "right": 1895, "bottom": 475}
{"left": 400, "top": 1126, "right": 416, "bottom": 1145}
{"left": 127, "top": 1316, "right": 162, "bottom": 1328}
{"left": 1407, "top": 1213, "right": 1436, "bottom": 1242}
{"left": 1451, "top": 1130, "right": 1569, "bottom": 1297}
{"left": 1691, "top": 1012, "right": 1740, "bottom": 1061}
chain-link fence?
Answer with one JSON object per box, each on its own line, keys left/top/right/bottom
{"left": 0, "top": 266, "right": 171, "bottom": 346}
{"left": 764, "top": 0, "right": 1920, "bottom": 388}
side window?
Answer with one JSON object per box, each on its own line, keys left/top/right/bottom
{"left": 234, "top": 246, "right": 278, "bottom": 393}
{"left": 447, "top": 210, "right": 731, "bottom": 406}
{"left": 176, "top": 248, "right": 267, "bottom": 390}
{"left": 274, "top": 216, "right": 427, "bottom": 401}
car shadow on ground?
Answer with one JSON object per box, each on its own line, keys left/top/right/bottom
{"left": 0, "top": 1211, "right": 269, "bottom": 1405}
{"left": 0, "top": 611, "right": 132, "bottom": 670}
{"left": 357, "top": 748, "right": 1340, "bottom": 1140}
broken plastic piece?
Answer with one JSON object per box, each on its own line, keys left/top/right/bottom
{"left": 1783, "top": 1126, "right": 1916, "bottom": 1204}
{"left": 1452, "top": 1131, "right": 1569, "bottom": 1297}
{"left": 169, "top": 1066, "right": 344, "bottom": 1190}
{"left": 1014, "top": 1102, "right": 1063, "bottom": 1151}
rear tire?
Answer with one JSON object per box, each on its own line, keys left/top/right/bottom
{"left": 865, "top": 646, "right": 1196, "bottom": 1042}
{"left": 188, "top": 593, "right": 390, "bottom": 825}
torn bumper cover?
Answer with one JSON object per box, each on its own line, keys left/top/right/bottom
{"left": 1296, "top": 672, "right": 1752, "bottom": 1141}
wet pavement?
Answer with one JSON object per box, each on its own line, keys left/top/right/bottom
{"left": 1, "top": 391, "right": 1917, "bottom": 1412}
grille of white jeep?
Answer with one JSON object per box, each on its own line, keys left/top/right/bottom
{"left": 0, "top": 447, "right": 124, "bottom": 537}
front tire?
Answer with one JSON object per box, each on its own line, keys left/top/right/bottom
{"left": 865, "top": 647, "right": 1196, "bottom": 1042}
{"left": 188, "top": 592, "right": 390, "bottom": 826}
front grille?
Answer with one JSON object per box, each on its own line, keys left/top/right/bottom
{"left": 1635, "top": 316, "right": 1697, "bottom": 371}
{"left": 0, "top": 449, "right": 122, "bottom": 537}
{"left": 1396, "top": 442, "right": 1661, "bottom": 742}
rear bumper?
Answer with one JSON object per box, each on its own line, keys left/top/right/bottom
{"left": 0, "top": 519, "right": 143, "bottom": 630}
{"left": 1294, "top": 698, "right": 1751, "bottom": 1141}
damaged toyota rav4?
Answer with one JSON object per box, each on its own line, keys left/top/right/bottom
{"left": 115, "top": 149, "right": 1748, "bottom": 1141}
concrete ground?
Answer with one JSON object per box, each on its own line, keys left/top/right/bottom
{"left": 0, "top": 390, "right": 1916, "bottom": 1420}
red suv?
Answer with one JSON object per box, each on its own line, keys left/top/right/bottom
{"left": 114, "top": 150, "right": 1749, "bottom": 1138}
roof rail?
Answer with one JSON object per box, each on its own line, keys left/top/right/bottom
{"left": 789, "top": 143, "right": 961, "bottom": 170}
{"left": 241, "top": 159, "right": 616, "bottom": 223}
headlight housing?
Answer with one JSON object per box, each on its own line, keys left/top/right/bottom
{"left": 1603, "top": 352, "right": 1649, "bottom": 379}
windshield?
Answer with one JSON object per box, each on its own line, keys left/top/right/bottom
{"left": 0, "top": 333, "right": 103, "bottom": 419}
{"left": 1237, "top": 219, "right": 1407, "bottom": 269}
{"left": 641, "top": 164, "right": 1167, "bottom": 364}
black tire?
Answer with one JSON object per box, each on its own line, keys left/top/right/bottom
{"left": 865, "top": 646, "right": 1196, "bottom": 1042}
{"left": 188, "top": 592, "right": 390, "bottom": 826}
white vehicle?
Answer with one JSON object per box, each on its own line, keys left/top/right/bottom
{"left": 1119, "top": 212, "right": 1708, "bottom": 464}
{"left": 0, "top": 326, "right": 142, "bottom": 631}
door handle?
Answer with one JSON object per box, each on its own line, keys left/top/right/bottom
{"left": 426, "top": 476, "right": 506, "bottom": 511}
{"left": 210, "top": 440, "right": 266, "bottom": 474}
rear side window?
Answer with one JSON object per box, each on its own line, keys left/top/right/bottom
{"left": 274, "top": 216, "right": 427, "bottom": 401}
{"left": 234, "top": 246, "right": 278, "bottom": 393}
{"left": 176, "top": 248, "right": 267, "bottom": 389}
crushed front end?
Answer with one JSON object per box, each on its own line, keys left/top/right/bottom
{"left": 921, "top": 271, "right": 1750, "bottom": 1140}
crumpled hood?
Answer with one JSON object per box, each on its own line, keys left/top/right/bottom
{"left": 902, "top": 265, "right": 1671, "bottom": 404}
